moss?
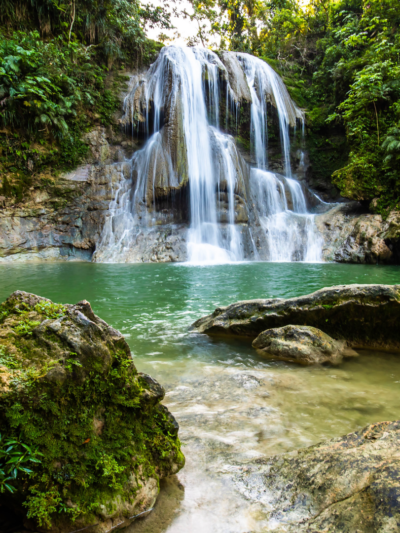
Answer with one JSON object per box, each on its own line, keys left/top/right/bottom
{"left": 0, "top": 293, "right": 184, "bottom": 529}
{"left": 235, "top": 135, "right": 251, "bottom": 153}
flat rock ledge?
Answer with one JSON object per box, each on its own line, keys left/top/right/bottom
{"left": 192, "top": 284, "right": 400, "bottom": 352}
{"left": 252, "top": 325, "right": 351, "bottom": 365}
{"left": 233, "top": 420, "right": 400, "bottom": 533}
{"left": 0, "top": 291, "right": 184, "bottom": 533}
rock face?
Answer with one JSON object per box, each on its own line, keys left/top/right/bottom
{"left": 234, "top": 420, "right": 400, "bottom": 532}
{"left": 192, "top": 284, "right": 400, "bottom": 351}
{"left": 0, "top": 291, "right": 184, "bottom": 533}
{"left": 316, "top": 204, "right": 400, "bottom": 264}
{"left": 0, "top": 127, "right": 132, "bottom": 263}
{"left": 2, "top": 49, "right": 400, "bottom": 265}
{"left": 219, "top": 52, "right": 252, "bottom": 103}
{"left": 94, "top": 224, "right": 189, "bottom": 263}
{"left": 252, "top": 325, "right": 348, "bottom": 365}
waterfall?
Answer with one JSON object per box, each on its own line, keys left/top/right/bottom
{"left": 234, "top": 53, "right": 320, "bottom": 262}
{"left": 250, "top": 170, "right": 322, "bottom": 262}
{"left": 236, "top": 53, "right": 304, "bottom": 177}
{"left": 94, "top": 45, "right": 326, "bottom": 264}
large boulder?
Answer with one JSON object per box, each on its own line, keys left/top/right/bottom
{"left": 0, "top": 291, "right": 184, "bottom": 533}
{"left": 192, "top": 284, "right": 400, "bottom": 351}
{"left": 252, "top": 325, "right": 350, "bottom": 365}
{"left": 233, "top": 420, "right": 400, "bottom": 532}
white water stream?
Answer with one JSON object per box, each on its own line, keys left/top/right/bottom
{"left": 94, "top": 46, "right": 323, "bottom": 264}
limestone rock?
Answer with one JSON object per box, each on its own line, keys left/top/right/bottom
{"left": 233, "top": 420, "right": 400, "bottom": 532}
{"left": 192, "top": 284, "right": 400, "bottom": 351}
{"left": 381, "top": 210, "right": 400, "bottom": 262}
{"left": 316, "top": 204, "right": 400, "bottom": 264}
{"left": 0, "top": 163, "right": 126, "bottom": 263}
{"left": 0, "top": 291, "right": 184, "bottom": 533}
{"left": 219, "top": 52, "right": 252, "bottom": 103}
{"left": 83, "top": 127, "right": 112, "bottom": 164}
{"left": 252, "top": 325, "right": 349, "bottom": 365}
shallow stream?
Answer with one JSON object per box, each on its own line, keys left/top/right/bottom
{"left": 1, "top": 262, "right": 400, "bottom": 532}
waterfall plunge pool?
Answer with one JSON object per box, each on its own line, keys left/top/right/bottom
{"left": 1, "top": 261, "right": 400, "bottom": 532}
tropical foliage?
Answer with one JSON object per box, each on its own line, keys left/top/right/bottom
{"left": 188, "top": 0, "right": 400, "bottom": 214}
{"left": 0, "top": 433, "right": 43, "bottom": 494}
{"left": 0, "top": 0, "right": 170, "bottom": 200}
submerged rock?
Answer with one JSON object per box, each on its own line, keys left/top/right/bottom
{"left": 192, "top": 284, "right": 400, "bottom": 351}
{"left": 234, "top": 420, "right": 400, "bottom": 532}
{"left": 0, "top": 291, "right": 184, "bottom": 533}
{"left": 252, "top": 325, "right": 349, "bottom": 365}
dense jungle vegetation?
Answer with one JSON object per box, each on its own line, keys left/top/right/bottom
{"left": 188, "top": 0, "right": 400, "bottom": 214}
{"left": 1, "top": 0, "right": 399, "bottom": 214}
{"left": 0, "top": 0, "right": 170, "bottom": 199}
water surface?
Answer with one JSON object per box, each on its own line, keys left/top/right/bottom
{"left": 1, "top": 262, "right": 399, "bottom": 532}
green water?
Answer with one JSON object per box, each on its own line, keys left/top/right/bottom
{"left": 1, "top": 262, "right": 400, "bottom": 532}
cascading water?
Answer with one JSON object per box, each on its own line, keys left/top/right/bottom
{"left": 250, "top": 170, "right": 321, "bottom": 261}
{"left": 94, "top": 45, "right": 327, "bottom": 264}
{"left": 236, "top": 53, "right": 303, "bottom": 177}
{"left": 236, "top": 53, "right": 322, "bottom": 261}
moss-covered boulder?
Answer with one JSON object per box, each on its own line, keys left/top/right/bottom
{"left": 234, "top": 420, "right": 400, "bottom": 532}
{"left": 252, "top": 325, "right": 353, "bottom": 365}
{"left": 0, "top": 291, "right": 184, "bottom": 533}
{"left": 192, "top": 284, "right": 400, "bottom": 351}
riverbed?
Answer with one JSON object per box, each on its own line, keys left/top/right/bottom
{"left": 1, "top": 262, "right": 400, "bottom": 532}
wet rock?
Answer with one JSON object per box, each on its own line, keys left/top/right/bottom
{"left": 252, "top": 325, "right": 350, "bottom": 365}
{"left": 0, "top": 291, "right": 184, "bottom": 533}
{"left": 219, "top": 52, "right": 252, "bottom": 103}
{"left": 138, "top": 372, "right": 165, "bottom": 405}
{"left": 93, "top": 224, "right": 189, "bottom": 263}
{"left": 316, "top": 204, "right": 400, "bottom": 264}
{"left": 234, "top": 420, "right": 400, "bottom": 532}
{"left": 0, "top": 162, "right": 132, "bottom": 263}
{"left": 381, "top": 210, "right": 400, "bottom": 263}
{"left": 192, "top": 284, "right": 400, "bottom": 351}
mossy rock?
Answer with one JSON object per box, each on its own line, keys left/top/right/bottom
{"left": 192, "top": 284, "right": 400, "bottom": 351}
{"left": 0, "top": 291, "right": 185, "bottom": 533}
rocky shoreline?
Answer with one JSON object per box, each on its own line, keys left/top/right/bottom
{"left": 2, "top": 283, "right": 400, "bottom": 532}
{"left": 316, "top": 203, "right": 400, "bottom": 264}
{"left": 234, "top": 420, "right": 400, "bottom": 532}
{"left": 192, "top": 283, "right": 400, "bottom": 531}
{"left": 2, "top": 179, "right": 400, "bottom": 264}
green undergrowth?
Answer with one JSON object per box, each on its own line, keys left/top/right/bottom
{"left": 0, "top": 296, "right": 184, "bottom": 528}
{"left": 0, "top": 0, "right": 165, "bottom": 203}
{"left": 256, "top": 0, "right": 400, "bottom": 213}
{"left": 0, "top": 31, "right": 131, "bottom": 201}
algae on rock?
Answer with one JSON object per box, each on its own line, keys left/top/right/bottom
{"left": 0, "top": 291, "right": 184, "bottom": 533}
{"left": 192, "top": 284, "right": 400, "bottom": 352}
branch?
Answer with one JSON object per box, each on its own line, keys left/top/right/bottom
{"left": 68, "top": 0, "right": 76, "bottom": 43}
{"left": 373, "top": 101, "right": 380, "bottom": 145}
